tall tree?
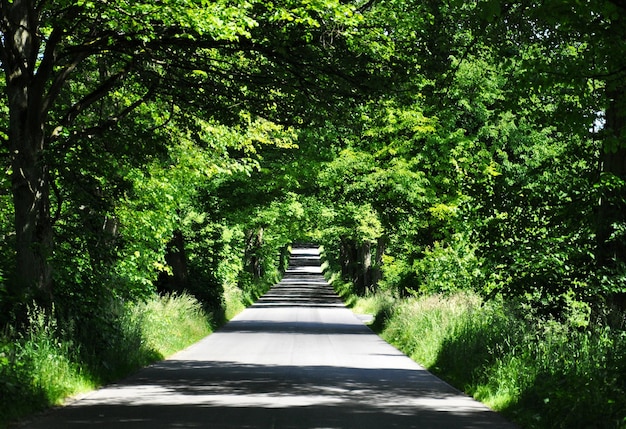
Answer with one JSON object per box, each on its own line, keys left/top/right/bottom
{"left": 482, "top": 0, "right": 626, "bottom": 305}
{"left": 0, "top": 0, "right": 375, "bottom": 309}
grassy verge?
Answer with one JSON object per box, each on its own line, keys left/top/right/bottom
{"left": 223, "top": 273, "right": 278, "bottom": 321}
{"left": 334, "top": 280, "right": 626, "bottom": 428}
{"left": 0, "top": 293, "right": 211, "bottom": 428}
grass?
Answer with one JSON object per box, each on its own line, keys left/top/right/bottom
{"left": 338, "top": 286, "right": 626, "bottom": 429}
{"left": 133, "top": 293, "right": 211, "bottom": 357}
{"left": 0, "top": 312, "right": 95, "bottom": 424}
{"left": 223, "top": 280, "right": 247, "bottom": 320}
{"left": 0, "top": 293, "right": 212, "bottom": 428}
{"left": 0, "top": 259, "right": 282, "bottom": 428}
{"left": 223, "top": 270, "right": 280, "bottom": 321}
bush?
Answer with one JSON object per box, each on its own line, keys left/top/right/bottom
{"left": 412, "top": 236, "right": 483, "bottom": 295}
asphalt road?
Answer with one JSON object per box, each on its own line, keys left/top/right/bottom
{"left": 23, "top": 246, "right": 516, "bottom": 428}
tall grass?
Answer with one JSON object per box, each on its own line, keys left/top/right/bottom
{"left": 131, "top": 293, "right": 211, "bottom": 357}
{"left": 0, "top": 310, "right": 94, "bottom": 425}
{"left": 223, "top": 280, "right": 247, "bottom": 320}
{"left": 223, "top": 270, "right": 280, "bottom": 321}
{"left": 0, "top": 293, "right": 211, "bottom": 428}
{"left": 349, "top": 290, "right": 625, "bottom": 429}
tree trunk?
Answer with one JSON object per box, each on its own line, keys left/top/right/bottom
{"left": 597, "top": 86, "right": 626, "bottom": 311}
{"left": 10, "top": 145, "right": 53, "bottom": 305}
{"left": 339, "top": 236, "right": 358, "bottom": 284}
{"left": 160, "top": 230, "right": 189, "bottom": 291}
{"left": 597, "top": 87, "right": 626, "bottom": 266}
{"left": 371, "top": 235, "right": 387, "bottom": 290}
{"left": 244, "top": 227, "right": 264, "bottom": 279}
{"left": 357, "top": 240, "right": 372, "bottom": 295}
{"left": 3, "top": 1, "right": 55, "bottom": 306}
{"left": 279, "top": 245, "right": 290, "bottom": 273}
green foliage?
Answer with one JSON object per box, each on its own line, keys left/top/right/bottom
{"left": 412, "top": 233, "right": 483, "bottom": 295}
{"left": 2, "top": 0, "right": 626, "bottom": 425}
{"left": 0, "top": 192, "right": 11, "bottom": 313}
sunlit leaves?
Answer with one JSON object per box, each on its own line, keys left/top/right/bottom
{"left": 264, "top": 0, "right": 361, "bottom": 30}
{"left": 74, "top": 0, "right": 258, "bottom": 41}
{"left": 237, "top": 112, "right": 298, "bottom": 154}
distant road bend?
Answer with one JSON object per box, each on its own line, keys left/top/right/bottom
{"left": 24, "top": 245, "right": 516, "bottom": 428}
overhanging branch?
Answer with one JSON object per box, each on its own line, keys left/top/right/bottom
{"left": 60, "top": 59, "right": 134, "bottom": 128}
{"left": 77, "top": 84, "right": 159, "bottom": 137}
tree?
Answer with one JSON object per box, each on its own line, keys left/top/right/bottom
{"left": 1, "top": 0, "right": 247, "bottom": 305}
{"left": 478, "top": 0, "right": 626, "bottom": 308}
{"left": 0, "top": 0, "right": 376, "bottom": 310}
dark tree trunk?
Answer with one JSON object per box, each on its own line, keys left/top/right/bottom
{"left": 355, "top": 240, "right": 372, "bottom": 295}
{"left": 244, "top": 228, "right": 264, "bottom": 279}
{"left": 279, "top": 245, "right": 290, "bottom": 273}
{"left": 371, "top": 235, "right": 387, "bottom": 290}
{"left": 3, "top": 0, "right": 55, "bottom": 306}
{"left": 597, "top": 88, "right": 626, "bottom": 266}
{"left": 339, "top": 236, "right": 358, "bottom": 284}
{"left": 160, "top": 230, "right": 189, "bottom": 291}
{"left": 10, "top": 146, "right": 54, "bottom": 305}
{"left": 340, "top": 237, "right": 373, "bottom": 296}
{"left": 597, "top": 86, "right": 626, "bottom": 311}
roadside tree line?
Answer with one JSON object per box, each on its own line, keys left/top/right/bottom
{"left": 1, "top": 3, "right": 625, "bottom": 425}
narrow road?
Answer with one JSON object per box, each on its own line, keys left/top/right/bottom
{"left": 24, "top": 246, "right": 515, "bottom": 428}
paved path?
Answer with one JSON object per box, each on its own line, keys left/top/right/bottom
{"left": 23, "top": 246, "right": 515, "bottom": 428}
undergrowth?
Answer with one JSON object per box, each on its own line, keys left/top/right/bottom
{"left": 0, "top": 293, "right": 211, "bottom": 428}
{"left": 0, "top": 258, "right": 280, "bottom": 428}
{"left": 223, "top": 272, "right": 279, "bottom": 320}
{"left": 339, "top": 286, "right": 626, "bottom": 429}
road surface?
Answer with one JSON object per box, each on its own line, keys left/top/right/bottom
{"left": 22, "top": 246, "right": 516, "bottom": 428}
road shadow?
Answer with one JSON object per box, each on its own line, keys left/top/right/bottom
{"left": 24, "top": 359, "right": 515, "bottom": 429}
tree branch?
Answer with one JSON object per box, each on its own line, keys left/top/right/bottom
{"left": 357, "top": 0, "right": 378, "bottom": 13}
{"left": 59, "top": 60, "right": 134, "bottom": 128}
{"left": 66, "top": 83, "right": 159, "bottom": 140}
{"left": 50, "top": 173, "right": 63, "bottom": 226}
{"left": 41, "top": 50, "right": 89, "bottom": 116}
